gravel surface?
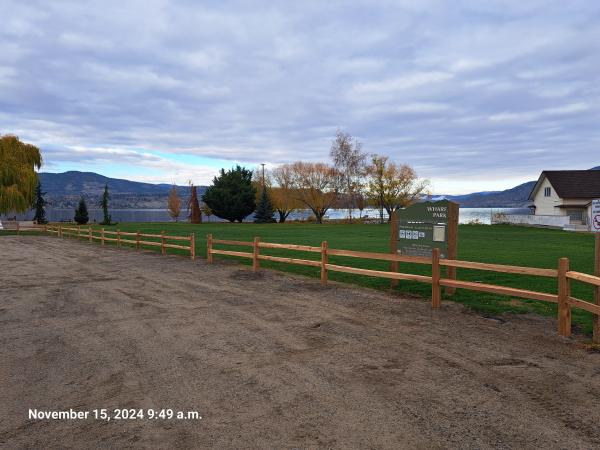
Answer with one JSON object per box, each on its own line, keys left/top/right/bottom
{"left": 1, "top": 235, "right": 600, "bottom": 449}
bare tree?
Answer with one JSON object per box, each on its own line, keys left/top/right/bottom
{"left": 355, "top": 191, "right": 367, "bottom": 220}
{"left": 367, "top": 155, "right": 429, "bottom": 222}
{"left": 330, "top": 130, "right": 366, "bottom": 222}
{"left": 290, "top": 161, "right": 341, "bottom": 224}
{"left": 167, "top": 185, "right": 182, "bottom": 221}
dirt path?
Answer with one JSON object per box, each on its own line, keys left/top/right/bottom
{"left": 1, "top": 236, "right": 600, "bottom": 449}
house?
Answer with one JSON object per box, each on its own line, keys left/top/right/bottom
{"left": 529, "top": 170, "right": 600, "bottom": 229}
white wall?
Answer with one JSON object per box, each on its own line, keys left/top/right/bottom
{"left": 532, "top": 177, "right": 563, "bottom": 216}
{"left": 493, "top": 214, "right": 570, "bottom": 228}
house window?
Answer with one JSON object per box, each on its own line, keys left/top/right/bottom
{"left": 544, "top": 187, "right": 551, "bottom": 197}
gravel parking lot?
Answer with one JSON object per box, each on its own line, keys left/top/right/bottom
{"left": 1, "top": 235, "right": 600, "bottom": 449}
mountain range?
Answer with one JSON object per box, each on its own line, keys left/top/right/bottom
{"left": 38, "top": 171, "right": 205, "bottom": 209}
{"left": 38, "top": 167, "right": 599, "bottom": 209}
{"left": 433, "top": 166, "right": 599, "bottom": 207}
{"left": 432, "top": 181, "right": 537, "bottom": 208}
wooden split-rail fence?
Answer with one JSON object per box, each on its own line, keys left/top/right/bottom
{"left": 0, "top": 221, "right": 43, "bottom": 233}
{"left": 45, "top": 224, "right": 195, "bottom": 259}
{"left": 206, "top": 234, "right": 600, "bottom": 342}
{"left": 17, "top": 225, "right": 600, "bottom": 342}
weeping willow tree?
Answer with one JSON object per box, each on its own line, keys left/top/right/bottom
{"left": 0, "top": 135, "right": 42, "bottom": 214}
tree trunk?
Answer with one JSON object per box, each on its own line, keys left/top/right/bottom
{"left": 277, "top": 210, "right": 290, "bottom": 223}
{"left": 312, "top": 208, "right": 326, "bottom": 224}
{"left": 385, "top": 206, "right": 393, "bottom": 222}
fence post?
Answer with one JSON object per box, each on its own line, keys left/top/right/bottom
{"left": 59, "top": 224, "right": 62, "bottom": 238}
{"left": 161, "top": 230, "right": 166, "bottom": 256}
{"left": 88, "top": 227, "right": 92, "bottom": 243}
{"left": 557, "top": 257, "right": 571, "bottom": 337}
{"left": 101, "top": 228, "right": 105, "bottom": 246}
{"left": 77, "top": 225, "right": 80, "bottom": 239}
{"left": 253, "top": 237, "right": 260, "bottom": 272}
{"left": 594, "top": 234, "right": 600, "bottom": 344}
{"left": 190, "top": 233, "right": 195, "bottom": 260}
{"left": 117, "top": 229, "right": 121, "bottom": 248}
{"left": 431, "top": 248, "right": 441, "bottom": 309}
{"left": 446, "top": 202, "right": 459, "bottom": 295}
{"left": 136, "top": 230, "right": 141, "bottom": 251}
{"left": 207, "top": 234, "right": 213, "bottom": 263}
{"left": 390, "top": 211, "right": 399, "bottom": 288}
{"left": 321, "top": 241, "right": 328, "bottom": 286}
{"left": 17, "top": 222, "right": 20, "bottom": 235}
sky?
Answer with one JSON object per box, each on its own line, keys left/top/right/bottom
{"left": 1, "top": 0, "right": 599, "bottom": 194}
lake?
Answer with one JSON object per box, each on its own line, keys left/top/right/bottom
{"left": 3, "top": 207, "right": 532, "bottom": 225}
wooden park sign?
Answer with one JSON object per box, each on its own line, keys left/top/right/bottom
{"left": 390, "top": 200, "right": 459, "bottom": 292}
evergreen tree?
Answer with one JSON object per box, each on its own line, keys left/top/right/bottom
{"left": 99, "top": 184, "right": 112, "bottom": 225}
{"left": 188, "top": 184, "right": 202, "bottom": 224}
{"left": 202, "top": 166, "right": 256, "bottom": 222}
{"left": 74, "top": 196, "right": 89, "bottom": 224}
{"left": 33, "top": 181, "right": 48, "bottom": 224}
{"left": 254, "top": 187, "right": 276, "bottom": 223}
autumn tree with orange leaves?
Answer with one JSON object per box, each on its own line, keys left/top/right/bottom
{"left": 289, "top": 161, "right": 341, "bottom": 224}
{"left": 167, "top": 185, "right": 182, "bottom": 221}
{"left": 366, "top": 155, "right": 429, "bottom": 223}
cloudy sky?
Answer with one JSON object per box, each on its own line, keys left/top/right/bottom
{"left": 2, "top": 0, "right": 599, "bottom": 194}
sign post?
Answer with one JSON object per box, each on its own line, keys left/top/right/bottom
{"left": 390, "top": 200, "right": 459, "bottom": 294}
{"left": 591, "top": 199, "right": 600, "bottom": 343}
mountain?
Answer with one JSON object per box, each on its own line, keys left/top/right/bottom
{"left": 38, "top": 171, "right": 205, "bottom": 209}
{"left": 440, "top": 181, "right": 537, "bottom": 207}
{"left": 434, "top": 166, "right": 598, "bottom": 207}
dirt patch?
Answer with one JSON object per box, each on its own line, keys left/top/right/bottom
{"left": 1, "top": 236, "right": 600, "bottom": 449}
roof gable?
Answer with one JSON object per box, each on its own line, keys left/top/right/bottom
{"left": 529, "top": 170, "right": 600, "bottom": 200}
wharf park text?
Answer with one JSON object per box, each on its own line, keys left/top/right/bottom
{"left": 426, "top": 206, "right": 447, "bottom": 219}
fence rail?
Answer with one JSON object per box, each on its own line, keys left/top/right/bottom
{"left": 206, "top": 233, "right": 600, "bottom": 341}
{"left": 0, "top": 222, "right": 46, "bottom": 233}
{"left": 45, "top": 224, "right": 195, "bottom": 259}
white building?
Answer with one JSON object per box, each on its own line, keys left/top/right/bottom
{"left": 529, "top": 170, "right": 600, "bottom": 229}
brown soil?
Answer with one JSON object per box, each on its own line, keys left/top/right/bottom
{"left": 1, "top": 235, "right": 600, "bottom": 449}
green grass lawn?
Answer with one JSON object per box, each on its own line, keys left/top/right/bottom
{"left": 7, "top": 222, "right": 598, "bottom": 335}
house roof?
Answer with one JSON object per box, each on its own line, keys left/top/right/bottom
{"left": 529, "top": 170, "right": 600, "bottom": 200}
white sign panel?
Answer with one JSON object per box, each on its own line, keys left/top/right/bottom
{"left": 592, "top": 199, "right": 600, "bottom": 232}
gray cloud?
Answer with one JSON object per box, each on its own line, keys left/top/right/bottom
{"left": 1, "top": 0, "right": 599, "bottom": 192}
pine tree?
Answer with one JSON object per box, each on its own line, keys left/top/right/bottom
{"left": 202, "top": 166, "right": 256, "bottom": 222}
{"left": 33, "top": 181, "right": 48, "bottom": 224}
{"left": 74, "top": 196, "right": 89, "bottom": 224}
{"left": 254, "top": 187, "right": 276, "bottom": 223}
{"left": 99, "top": 184, "right": 112, "bottom": 225}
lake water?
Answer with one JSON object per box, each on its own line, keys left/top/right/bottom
{"left": 3, "top": 207, "right": 532, "bottom": 225}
